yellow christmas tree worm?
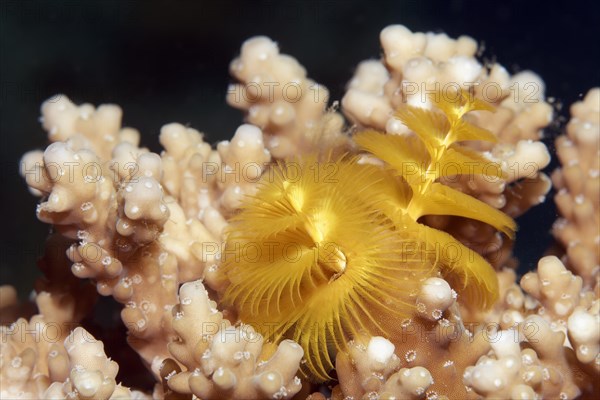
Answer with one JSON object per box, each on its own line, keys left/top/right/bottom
{"left": 219, "top": 91, "right": 517, "bottom": 381}
{"left": 355, "top": 90, "right": 515, "bottom": 236}
{"left": 220, "top": 157, "right": 437, "bottom": 381}
{"left": 355, "top": 90, "right": 517, "bottom": 306}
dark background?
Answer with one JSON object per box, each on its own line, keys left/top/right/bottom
{"left": 1, "top": 0, "right": 599, "bottom": 296}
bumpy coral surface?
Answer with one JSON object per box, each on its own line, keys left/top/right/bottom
{"left": 3, "top": 24, "right": 599, "bottom": 400}
{"left": 552, "top": 88, "right": 600, "bottom": 288}
{"left": 164, "top": 280, "right": 304, "bottom": 399}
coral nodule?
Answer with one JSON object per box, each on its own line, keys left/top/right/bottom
{"left": 219, "top": 91, "right": 516, "bottom": 381}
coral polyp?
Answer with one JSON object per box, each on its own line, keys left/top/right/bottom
{"left": 220, "top": 92, "right": 517, "bottom": 381}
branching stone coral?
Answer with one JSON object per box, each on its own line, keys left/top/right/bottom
{"left": 521, "top": 257, "right": 600, "bottom": 374}
{"left": 4, "top": 24, "right": 600, "bottom": 400}
{"left": 163, "top": 280, "right": 304, "bottom": 399}
{"left": 463, "top": 256, "right": 599, "bottom": 398}
{"left": 336, "top": 275, "right": 492, "bottom": 398}
{"left": 0, "top": 246, "right": 134, "bottom": 400}
{"left": 215, "top": 124, "right": 272, "bottom": 213}
{"left": 464, "top": 314, "right": 594, "bottom": 399}
{"left": 553, "top": 88, "right": 600, "bottom": 287}
{"left": 18, "top": 95, "right": 217, "bottom": 369}
{"left": 226, "top": 36, "right": 347, "bottom": 159}
{"left": 42, "top": 327, "right": 139, "bottom": 400}
{"left": 1, "top": 323, "right": 139, "bottom": 399}
{"left": 335, "top": 335, "right": 434, "bottom": 400}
